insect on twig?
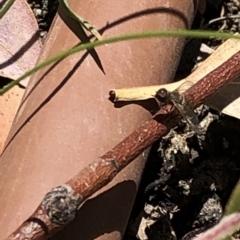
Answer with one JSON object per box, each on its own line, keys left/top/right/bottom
{"left": 154, "top": 82, "right": 202, "bottom": 135}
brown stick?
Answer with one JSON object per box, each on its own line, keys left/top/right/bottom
{"left": 183, "top": 51, "right": 240, "bottom": 106}
{"left": 5, "top": 51, "right": 240, "bottom": 240}
{"left": 109, "top": 81, "right": 185, "bottom": 102}
{"left": 110, "top": 36, "right": 240, "bottom": 103}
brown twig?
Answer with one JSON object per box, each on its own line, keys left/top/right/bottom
{"left": 109, "top": 80, "right": 185, "bottom": 102}
{"left": 109, "top": 36, "right": 240, "bottom": 104}
{"left": 183, "top": 51, "right": 240, "bottom": 106}
{"left": 5, "top": 51, "right": 240, "bottom": 240}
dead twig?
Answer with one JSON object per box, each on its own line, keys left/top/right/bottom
{"left": 109, "top": 36, "right": 240, "bottom": 104}
{"left": 5, "top": 50, "right": 240, "bottom": 240}
{"left": 109, "top": 80, "right": 185, "bottom": 102}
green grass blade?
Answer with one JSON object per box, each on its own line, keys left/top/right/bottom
{"left": 220, "top": 180, "right": 240, "bottom": 240}
{"left": 58, "top": 0, "right": 102, "bottom": 40}
{"left": 0, "top": 0, "right": 15, "bottom": 18}
{"left": 1, "top": 29, "right": 240, "bottom": 95}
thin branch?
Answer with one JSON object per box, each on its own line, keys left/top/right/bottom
{"left": 1, "top": 30, "right": 240, "bottom": 95}
{"left": 5, "top": 52, "right": 240, "bottom": 240}
{"left": 109, "top": 80, "right": 185, "bottom": 102}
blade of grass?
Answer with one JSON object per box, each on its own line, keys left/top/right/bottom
{"left": 225, "top": 181, "right": 240, "bottom": 215}
{"left": 219, "top": 181, "right": 240, "bottom": 240}
{"left": 58, "top": 0, "right": 102, "bottom": 40}
{"left": 0, "top": 0, "right": 15, "bottom": 18}
{"left": 1, "top": 29, "right": 240, "bottom": 95}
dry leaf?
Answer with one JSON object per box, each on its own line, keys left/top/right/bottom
{"left": 0, "top": 0, "right": 42, "bottom": 152}
{"left": 0, "top": 84, "right": 25, "bottom": 153}
{"left": 0, "top": 0, "right": 42, "bottom": 87}
{"left": 207, "top": 79, "right": 240, "bottom": 119}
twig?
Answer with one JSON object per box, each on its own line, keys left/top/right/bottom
{"left": 208, "top": 15, "right": 240, "bottom": 26}
{"left": 109, "top": 80, "right": 185, "bottom": 102}
{"left": 110, "top": 36, "right": 240, "bottom": 103}
{"left": 5, "top": 51, "right": 240, "bottom": 240}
